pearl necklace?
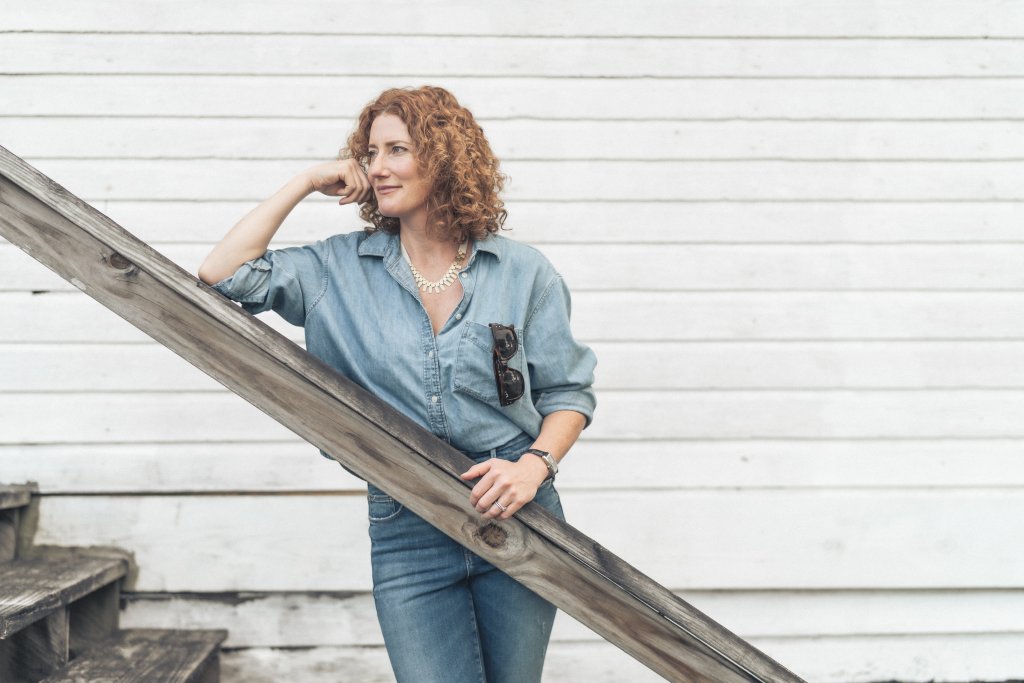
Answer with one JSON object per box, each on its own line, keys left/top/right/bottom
{"left": 401, "top": 239, "right": 468, "bottom": 294}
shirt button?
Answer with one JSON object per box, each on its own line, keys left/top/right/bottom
{"left": 431, "top": 395, "right": 439, "bottom": 404}
{"left": 428, "top": 350, "right": 434, "bottom": 358}
{"left": 461, "top": 272, "right": 468, "bottom": 278}
{"left": 455, "top": 313, "right": 462, "bottom": 320}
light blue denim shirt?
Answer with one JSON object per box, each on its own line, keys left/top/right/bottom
{"left": 211, "top": 229, "right": 597, "bottom": 453}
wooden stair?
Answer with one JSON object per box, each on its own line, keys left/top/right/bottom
{"left": 0, "top": 483, "right": 228, "bottom": 683}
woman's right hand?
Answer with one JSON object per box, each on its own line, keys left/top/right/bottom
{"left": 305, "top": 159, "right": 372, "bottom": 206}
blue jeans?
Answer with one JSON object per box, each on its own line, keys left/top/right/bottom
{"left": 367, "top": 432, "right": 565, "bottom": 683}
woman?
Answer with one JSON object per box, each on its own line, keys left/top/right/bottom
{"left": 198, "top": 86, "right": 596, "bottom": 682}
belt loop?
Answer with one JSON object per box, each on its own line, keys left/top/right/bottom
{"left": 489, "top": 447, "right": 498, "bottom": 459}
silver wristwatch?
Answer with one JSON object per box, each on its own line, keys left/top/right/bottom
{"left": 524, "top": 448, "right": 558, "bottom": 481}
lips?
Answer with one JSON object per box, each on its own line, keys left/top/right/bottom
{"left": 376, "top": 185, "right": 399, "bottom": 195}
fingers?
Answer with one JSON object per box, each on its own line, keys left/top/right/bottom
{"left": 460, "top": 461, "right": 489, "bottom": 480}
{"left": 462, "top": 460, "right": 540, "bottom": 520}
{"left": 336, "top": 161, "right": 371, "bottom": 205}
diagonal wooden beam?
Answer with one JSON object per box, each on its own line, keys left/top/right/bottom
{"left": 0, "top": 144, "right": 807, "bottom": 683}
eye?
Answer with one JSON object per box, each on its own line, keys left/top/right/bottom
{"left": 391, "top": 145, "right": 408, "bottom": 154}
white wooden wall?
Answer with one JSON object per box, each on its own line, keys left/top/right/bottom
{"left": 3, "top": 2, "right": 1024, "bottom": 680}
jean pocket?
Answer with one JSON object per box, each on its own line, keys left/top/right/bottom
{"left": 368, "top": 493, "right": 404, "bottom": 523}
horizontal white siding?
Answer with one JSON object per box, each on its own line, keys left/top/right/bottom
{"left": 13, "top": 159, "right": 1024, "bottom": 200}
{"left": 2, "top": 2, "right": 1022, "bottom": 681}
{"left": 8, "top": 76, "right": 1024, "bottom": 119}
{"left": 6, "top": 34, "right": 1024, "bottom": 77}
{"left": 5, "top": 1, "right": 1024, "bottom": 36}
{"left": 8, "top": 119, "right": 1024, "bottom": 161}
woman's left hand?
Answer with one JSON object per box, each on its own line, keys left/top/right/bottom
{"left": 460, "top": 456, "right": 548, "bottom": 520}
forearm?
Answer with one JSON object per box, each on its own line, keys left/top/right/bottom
{"left": 198, "top": 173, "right": 312, "bottom": 284}
{"left": 521, "top": 409, "right": 587, "bottom": 483}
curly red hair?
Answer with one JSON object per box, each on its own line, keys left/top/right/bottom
{"left": 343, "top": 86, "right": 507, "bottom": 243}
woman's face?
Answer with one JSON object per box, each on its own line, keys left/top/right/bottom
{"left": 367, "top": 113, "right": 431, "bottom": 227}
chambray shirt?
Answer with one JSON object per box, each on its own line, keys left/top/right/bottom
{"left": 211, "top": 229, "right": 597, "bottom": 453}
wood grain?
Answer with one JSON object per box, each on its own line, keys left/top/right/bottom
{"left": 0, "top": 146, "right": 803, "bottom": 682}
{"left": 0, "top": 556, "right": 127, "bottom": 638}
{"left": 39, "top": 628, "right": 226, "bottom": 683}
{"left": 0, "top": 608, "right": 68, "bottom": 682}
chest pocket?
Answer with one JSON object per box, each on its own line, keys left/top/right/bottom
{"left": 453, "top": 321, "right": 528, "bottom": 405}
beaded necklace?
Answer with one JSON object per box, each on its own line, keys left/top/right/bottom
{"left": 400, "top": 239, "right": 469, "bottom": 294}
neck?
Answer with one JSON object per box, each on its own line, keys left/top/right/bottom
{"left": 399, "top": 228, "right": 466, "bottom": 272}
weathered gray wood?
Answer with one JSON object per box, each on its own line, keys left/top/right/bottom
{"left": 0, "top": 607, "right": 68, "bottom": 682}
{"left": 0, "top": 145, "right": 805, "bottom": 681}
{"left": 0, "top": 485, "right": 33, "bottom": 511}
{"left": 0, "top": 509, "right": 18, "bottom": 563}
{"left": 0, "top": 556, "right": 127, "bottom": 639}
{"left": 0, "top": 485, "right": 33, "bottom": 564}
{"left": 68, "top": 581, "right": 120, "bottom": 657}
{"left": 39, "top": 628, "right": 227, "bottom": 683}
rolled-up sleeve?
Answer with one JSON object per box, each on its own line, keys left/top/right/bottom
{"left": 210, "top": 242, "right": 328, "bottom": 327}
{"left": 523, "top": 274, "right": 597, "bottom": 428}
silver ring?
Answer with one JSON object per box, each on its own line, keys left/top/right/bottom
{"left": 494, "top": 501, "right": 508, "bottom": 512}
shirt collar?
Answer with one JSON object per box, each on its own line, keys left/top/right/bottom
{"left": 357, "top": 230, "right": 505, "bottom": 262}
{"left": 356, "top": 229, "right": 394, "bottom": 258}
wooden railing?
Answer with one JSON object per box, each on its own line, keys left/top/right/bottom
{"left": 0, "top": 144, "right": 807, "bottom": 683}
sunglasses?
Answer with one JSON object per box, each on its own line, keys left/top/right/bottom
{"left": 489, "top": 323, "right": 524, "bottom": 406}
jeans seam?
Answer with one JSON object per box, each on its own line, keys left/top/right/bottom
{"left": 463, "top": 586, "right": 487, "bottom": 683}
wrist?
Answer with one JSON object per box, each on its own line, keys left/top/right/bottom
{"left": 520, "top": 452, "right": 550, "bottom": 486}
{"left": 295, "top": 171, "right": 316, "bottom": 196}
{"left": 523, "top": 448, "right": 558, "bottom": 483}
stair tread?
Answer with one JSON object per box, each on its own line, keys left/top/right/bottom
{"left": 0, "top": 484, "right": 35, "bottom": 511}
{"left": 40, "top": 628, "right": 228, "bottom": 683}
{"left": 0, "top": 555, "right": 127, "bottom": 638}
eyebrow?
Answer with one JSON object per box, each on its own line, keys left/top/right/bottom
{"left": 368, "top": 139, "right": 411, "bottom": 148}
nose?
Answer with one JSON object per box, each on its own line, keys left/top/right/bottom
{"left": 368, "top": 153, "right": 387, "bottom": 178}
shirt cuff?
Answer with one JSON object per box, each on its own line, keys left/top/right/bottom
{"left": 535, "top": 390, "right": 597, "bottom": 429}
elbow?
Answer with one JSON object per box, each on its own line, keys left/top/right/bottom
{"left": 197, "top": 260, "right": 229, "bottom": 286}
{"left": 196, "top": 262, "right": 219, "bottom": 286}
{"left": 197, "top": 252, "right": 233, "bottom": 286}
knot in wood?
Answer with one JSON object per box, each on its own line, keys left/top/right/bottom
{"left": 476, "top": 522, "right": 508, "bottom": 548}
{"left": 105, "top": 252, "right": 138, "bottom": 276}
{"left": 106, "top": 252, "right": 131, "bottom": 270}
